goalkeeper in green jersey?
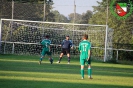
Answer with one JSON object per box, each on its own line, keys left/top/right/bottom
{"left": 79, "top": 34, "right": 92, "bottom": 79}
{"left": 39, "top": 35, "right": 53, "bottom": 64}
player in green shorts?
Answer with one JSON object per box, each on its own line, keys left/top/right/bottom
{"left": 79, "top": 34, "right": 92, "bottom": 79}
{"left": 39, "top": 35, "right": 53, "bottom": 64}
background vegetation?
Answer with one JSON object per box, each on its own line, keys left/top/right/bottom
{"left": 0, "top": 0, "right": 133, "bottom": 61}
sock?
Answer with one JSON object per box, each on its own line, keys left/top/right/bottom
{"left": 40, "top": 58, "right": 42, "bottom": 61}
{"left": 68, "top": 57, "right": 70, "bottom": 62}
{"left": 81, "top": 69, "right": 84, "bottom": 78}
{"left": 59, "top": 57, "right": 62, "bottom": 62}
{"left": 49, "top": 58, "right": 53, "bottom": 61}
{"left": 88, "top": 68, "right": 92, "bottom": 77}
{"left": 49, "top": 57, "right": 51, "bottom": 60}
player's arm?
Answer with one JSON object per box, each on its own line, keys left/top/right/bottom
{"left": 87, "top": 43, "right": 91, "bottom": 61}
{"left": 40, "top": 41, "right": 42, "bottom": 44}
{"left": 48, "top": 45, "right": 51, "bottom": 52}
{"left": 69, "top": 40, "right": 74, "bottom": 49}
{"left": 87, "top": 50, "right": 91, "bottom": 61}
{"left": 49, "top": 40, "right": 51, "bottom": 52}
{"left": 79, "top": 43, "right": 81, "bottom": 52}
{"left": 39, "top": 40, "right": 44, "bottom": 48}
{"left": 59, "top": 40, "right": 64, "bottom": 47}
{"left": 40, "top": 40, "right": 45, "bottom": 45}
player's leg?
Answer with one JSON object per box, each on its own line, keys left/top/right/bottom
{"left": 57, "top": 48, "right": 64, "bottom": 63}
{"left": 47, "top": 51, "right": 53, "bottom": 64}
{"left": 57, "top": 53, "right": 63, "bottom": 63}
{"left": 66, "top": 49, "right": 71, "bottom": 64}
{"left": 80, "top": 59, "right": 85, "bottom": 79}
{"left": 48, "top": 56, "right": 53, "bottom": 64}
{"left": 39, "top": 55, "right": 44, "bottom": 64}
{"left": 39, "top": 49, "right": 45, "bottom": 64}
{"left": 87, "top": 59, "right": 92, "bottom": 79}
{"left": 67, "top": 53, "right": 70, "bottom": 64}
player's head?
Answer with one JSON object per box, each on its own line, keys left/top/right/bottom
{"left": 45, "top": 35, "right": 50, "bottom": 39}
{"left": 82, "top": 34, "right": 88, "bottom": 40}
{"left": 66, "top": 35, "right": 69, "bottom": 40}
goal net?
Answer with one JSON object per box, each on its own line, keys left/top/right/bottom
{"left": 0, "top": 19, "right": 113, "bottom": 62}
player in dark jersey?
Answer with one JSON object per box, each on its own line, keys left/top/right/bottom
{"left": 56, "top": 36, "right": 73, "bottom": 64}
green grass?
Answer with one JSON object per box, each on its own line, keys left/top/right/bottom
{"left": 0, "top": 54, "right": 133, "bottom": 88}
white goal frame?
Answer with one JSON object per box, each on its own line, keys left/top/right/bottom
{"left": 0, "top": 18, "right": 111, "bottom": 62}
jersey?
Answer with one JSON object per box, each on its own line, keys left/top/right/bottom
{"left": 61, "top": 39, "right": 72, "bottom": 49}
{"left": 41, "top": 39, "right": 51, "bottom": 51}
{"left": 79, "top": 40, "right": 91, "bottom": 60}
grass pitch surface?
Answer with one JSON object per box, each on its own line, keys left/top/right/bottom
{"left": 0, "top": 54, "right": 133, "bottom": 88}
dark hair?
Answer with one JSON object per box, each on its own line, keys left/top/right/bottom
{"left": 45, "top": 35, "right": 50, "bottom": 38}
{"left": 83, "top": 34, "right": 88, "bottom": 40}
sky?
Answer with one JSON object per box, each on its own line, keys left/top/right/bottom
{"left": 52, "top": 0, "right": 102, "bottom": 16}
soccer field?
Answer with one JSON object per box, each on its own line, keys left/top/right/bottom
{"left": 0, "top": 54, "right": 133, "bottom": 88}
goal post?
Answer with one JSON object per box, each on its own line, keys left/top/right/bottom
{"left": 0, "top": 18, "right": 113, "bottom": 62}
{"left": 104, "top": 25, "right": 109, "bottom": 62}
{"left": 0, "top": 19, "right": 2, "bottom": 54}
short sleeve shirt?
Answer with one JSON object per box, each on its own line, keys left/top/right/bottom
{"left": 41, "top": 39, "right": 51, "bottom": 51}
{"left": 79, "top": 40, "right": 91, "bottom": 59}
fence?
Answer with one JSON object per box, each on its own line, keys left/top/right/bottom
{"left": 0, "top": 0, "right": 105, "bottom": 23}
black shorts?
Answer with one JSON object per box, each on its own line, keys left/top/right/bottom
{"left": 61, "top": 48, "right": 70, "bottom": 55}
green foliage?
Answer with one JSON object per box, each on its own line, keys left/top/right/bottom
{"left": 68, "top": 10, "right": 93, "bottom": 24}
{"left": 6, "top": 0, "right": 47, "bottom": 3}
{"left": 80, "top": 10, "right": 93, "bottom": 24}
{"left": 1, "top": 0, "right": 53, "bottom": 21}
{"left": 89, "top": 0, "right": 133, "bottom": 60}
{"left": 1, "top": 25, "right": 9, "bottom": 41}
{"left": 51, "top": 10, "right": 69, "bottom": 23}
{"left": 68, "top": 13, "right": 82, "bottom": 23}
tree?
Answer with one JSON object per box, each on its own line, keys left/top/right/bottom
{"left": 68, "top": 13, "right": 82, "bottom": 23}
{"left": 1, "top": 0, "right": 54, "bottom": 21}
{"left": 89, "top": 0, "right": 133, "bottom": 60}
{"left": 89, "top": 0, "right": 133, "bottom": 44}
{"left": 51, "top": 10, "right": 69, "bottom": 23}
{"left": 6, "top": 0, "right": 44, "bottom": 3}
{"left": 59, "top": 14, "right": 69, "bottom": 23}
{"left": 80, "top": 10, "right": 93, "bottom": 24}
{"left": 68, "top": 10, "right": 93, "bottom": 24}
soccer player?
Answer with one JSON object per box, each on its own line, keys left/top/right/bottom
{"left": 39, "top": 35, "right": 53, "bottom": 64}
{"left": 79, "top": 34, "right": 92, "bottom": 79}
{"left": 56, "top": 35, "right": 73, "bottom": 64}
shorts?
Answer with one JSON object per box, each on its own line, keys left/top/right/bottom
{"left": 41, "top": 49, "right": 51, "bottom": 56}
{"left": 61, "top": 48, "right": 70, "bottom": 55}
{"left": 80, "top": 58, "right": 91, "bottom": 65}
